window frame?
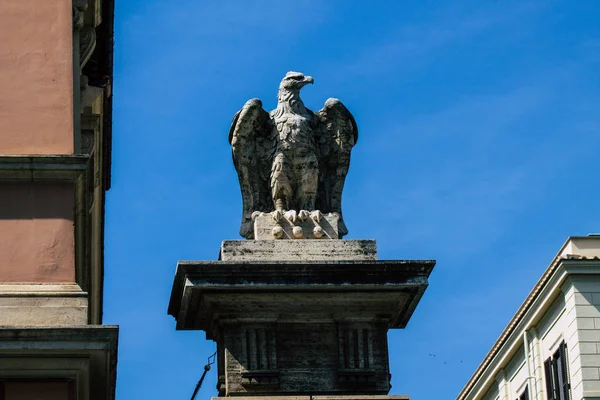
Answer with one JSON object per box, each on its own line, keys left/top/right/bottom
{"left": 518, "top": 385, "right": 529, "bottom": 400}
{"left": 543, "top": 341, "right": 570, "bottom": 400}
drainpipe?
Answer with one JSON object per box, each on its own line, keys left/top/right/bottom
{"left": 523, "top": 330, "right": 535, "bottom": 400}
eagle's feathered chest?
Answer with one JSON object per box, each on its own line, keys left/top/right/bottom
{"left": 273, "top": 112, "right": 315, "bottom": 151}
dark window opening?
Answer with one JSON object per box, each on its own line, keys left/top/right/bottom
{"left": 544, "top": 341, "right": 571, "bottom": 400}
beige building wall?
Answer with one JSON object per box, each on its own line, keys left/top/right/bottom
{"left": 564, "top": 275, "right": 600, "bottom": 398}
{"left": 506, "top": 345, "right": 527, "bottom": 399}
{"left": 0, "top": 0, "right": 74, "bottom": 154}
{"left": 458, "top": 237, "right": 600, "bottom": 400}
{"left": 481, "top": 382, "right": 499, "bottom": 400}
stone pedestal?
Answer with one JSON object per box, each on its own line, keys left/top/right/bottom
{"left": 169, "top": 240, "right": 434, "bottom": 398}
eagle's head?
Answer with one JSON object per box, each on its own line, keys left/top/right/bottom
{"left": 279, "top": 71, "right": 314, "bottom": 92}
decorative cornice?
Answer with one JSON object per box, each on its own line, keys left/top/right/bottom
{"left": 169, "top": 259, "right": 435, "bottom": 332}
{"left": 0, "top": 155, "right": 89, "bottom": 182}
{"left": 81, "top": 114, "right": 101, "bottom": 154}
{"left": 0, "top": 284, "right": 86, "bottom": 298}
{"left": 72, "top": 0, "right": 88, "bottom": 29}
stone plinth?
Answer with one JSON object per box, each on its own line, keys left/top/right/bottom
{"left": 220, "top": 240, "right": 377, "bottom": 261}
{"left": 169, "top": 249, "right": 434, "bottom": 397}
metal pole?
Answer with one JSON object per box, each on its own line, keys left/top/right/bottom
{"left": 190, "top": 365, "right": 210, "bottom": 400}
{"left": 189, "top": 351, "right": 217, "bottom": 400}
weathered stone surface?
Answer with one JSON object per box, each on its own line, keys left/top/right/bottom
{"left": 220, "top": 240, "right": 377, "bottom": 261}
{"left": 213, "top": 396, "right": 410, "bottom": 400}
{"left": 223, "top": 322, "right": 392, "bottom": 395}
{"left": 169, "top": 258, "right": 434, "bottom": 396}
{"left": 0, "top": 284, "right": 88, "bottom": 326}
{"left": 253, "top": 212, "right": 340, "bottom": 240}
{"left": 229, "top": 72, "right": 357, "bottom": 239}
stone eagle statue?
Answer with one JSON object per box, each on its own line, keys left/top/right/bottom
{"left": 229, "top": 72, "right": 358, "bottom": 239}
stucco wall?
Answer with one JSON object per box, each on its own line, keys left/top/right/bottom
{"left": 565, "top": 276, "right": 600, "bottom": 399}
{"left": 506, "top": 348, "right": 528, "bottom": 399}
{"left": 481, "top": 383, "right": 498, "bottom": 400}
{"left": 0, "top": 0, "right": 73, "bottom": 154}
{"left": 0, "top": 182, "right": 75, "bottom": 283}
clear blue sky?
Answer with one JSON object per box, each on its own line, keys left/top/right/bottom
{"left": 105, "top": 1, "right": 600, "bottom": 398}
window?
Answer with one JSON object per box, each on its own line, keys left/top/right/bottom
{"left": 518, "top": 386, "right": 529, "bottom": 400}
{"left": 544, "top": 341, "right": 570, "bottom": 400}
{"left": 519, "top": 386, "right": 529, "bottom": 400}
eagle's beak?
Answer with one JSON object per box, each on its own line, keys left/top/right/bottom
{"left": 298, "top": 76, "right": 314, "bottom": 88}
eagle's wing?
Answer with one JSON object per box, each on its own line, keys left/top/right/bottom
{"left": 229, "top": 98, "right": 275, "bottom": 238}
{"left": 314, "top": 98, "right": 358, "bottom": 237}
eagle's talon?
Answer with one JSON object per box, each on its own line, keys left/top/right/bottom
{"left": 298, "top": 210, "right": 310, "bottom": 221}
{"left": 271, "top": 210, "right": 283, "bottom": 222}
{"left": 284, "top": 210, "right": 298, "bottom": 222}
{"left": 310, "top": 210, "right": 323, "bottom": 223}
